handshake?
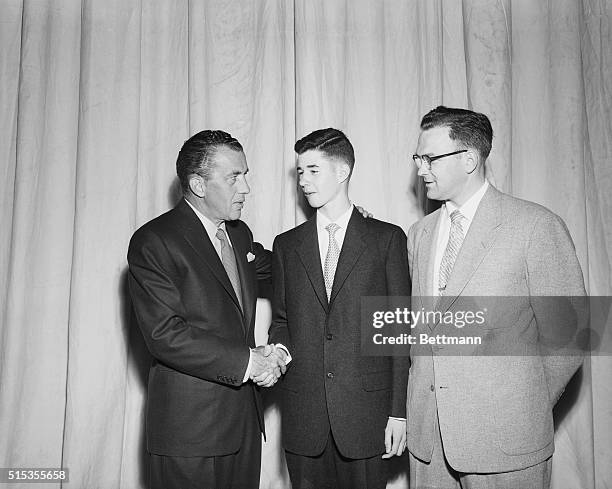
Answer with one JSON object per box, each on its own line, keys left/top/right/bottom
{"left": 249, "top": 344, "right": 288, "bottom": 387}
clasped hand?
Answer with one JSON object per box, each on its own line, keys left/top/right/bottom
{"left": 250, "top": 344, "right": 287, "bottom": 387}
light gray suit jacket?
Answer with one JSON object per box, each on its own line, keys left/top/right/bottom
{"left": 406, "top": 185, "right": 585, "bottom": 473}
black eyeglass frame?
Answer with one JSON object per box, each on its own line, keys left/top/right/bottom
{"left": 412, "top": 149, "right": 468, "bottom": 170}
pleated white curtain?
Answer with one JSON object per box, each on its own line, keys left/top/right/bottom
{"left": 0, "top": 1, "right": 610, "bottom": 488}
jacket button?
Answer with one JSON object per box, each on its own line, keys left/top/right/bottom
{"left": 326, "top": 334, "right": 333, "bottom": 340}
{"left": 430, "top": 384, "right": 435, "bottom": 391}
{"left": 327, "top": 372, "right": 334, "bottom": 379}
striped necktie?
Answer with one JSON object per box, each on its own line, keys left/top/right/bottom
{"left": 323, "top": 223, "right": 341, "bottom": 300}
{"left": 438, "top": 210, "right": 465, "bottom": 295}
{"left": 216, "top": 228, "right": 243, "bottom": 309}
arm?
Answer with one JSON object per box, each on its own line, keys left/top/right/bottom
{"left": 386, "top": 227, "right": 412, "bottom": 417}
{"left": 526, "top": 212, "right": 586, "bottom": 404}
{"left": 252, "top": 240, "right": 273, "bottom": 299}
{"left": 127, "top": 229, "right": 250, "bottom": 386}
{"left": 242, "top": 222, "right": 273, "bottom": 299}
{"left": 248, "top": 235, "right": 291, "bottom": 386}
{"left": 267, "top": 237, "right": 292, "bottom": 351}
{"left": 383, "top": 227, "right": 412, "bottom": 457}
{"left": 406, "top": 222, "right": 417, "bottom": 276}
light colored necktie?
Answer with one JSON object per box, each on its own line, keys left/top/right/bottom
{"left": 438, "top": 210, "right": 465, "bottom": 295}
{"left": 323, "top": 223, "right": 341, "bottom": 300}
{"left": 215, "top": 228, "right": 243, "bottom": 309}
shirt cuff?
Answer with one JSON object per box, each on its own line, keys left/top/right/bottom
{"left": 275, "top": 344, "right": 292, "bottom": 364}
{"left": 388, "top": 416, "right": 406, "bottom": 421}
{"left": 243, "top": 350, "right": 254, "bottom": 383}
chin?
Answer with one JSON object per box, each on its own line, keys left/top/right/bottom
{"left": 426, "top": 189, "right": 440, "bottom": 200}
{"left": 305, "top": 196, "right": 322, "bottom": 208}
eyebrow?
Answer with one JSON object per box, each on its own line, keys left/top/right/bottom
{"left": 297, "top": 163, "right": 319, "bottom": 170}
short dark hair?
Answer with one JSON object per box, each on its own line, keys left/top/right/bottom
{"left": 176, "top": 130, "right": 243, "bottom": 194}
{"left": 420, "top": 106, "right": 493, "bottom": 161}
{"left": 294, "top": 128, "right": 355, "bottom": 173}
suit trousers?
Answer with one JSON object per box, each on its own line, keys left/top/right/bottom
{"left": 409, "top": 409, "right": 552, "bottom": 489}
{"left": 285, "top": 431, "right": 387, "bottom": 489}
{"left": 149, "top": 402, "right": 261, "bottom": 489}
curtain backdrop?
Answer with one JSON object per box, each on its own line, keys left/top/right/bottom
{"left": 1, "top": 1, "right": 610, "bottom": 488}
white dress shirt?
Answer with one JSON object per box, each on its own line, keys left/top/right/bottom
{"left": 432, "top": 181, "right": 489, "bottom": 297}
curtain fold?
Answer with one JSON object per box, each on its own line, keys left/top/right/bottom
{"left": 0, "top": 1, "right": 610, "bottom": 488}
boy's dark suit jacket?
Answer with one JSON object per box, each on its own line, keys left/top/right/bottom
{"left": 127, "top": 200, "right": 271, "bottom": 457}
{"left": 268, "top": 208, "right": 411, "bottom": 459}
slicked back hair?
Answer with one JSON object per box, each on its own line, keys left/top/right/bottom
{"left": 176, "top": 130, "right": 243, "bottom": 194}
{"left": 420, "top": 106, "right": 493, "bottom": 161}
{"left": 294, "top": 128, "right": 355, "bottom": 174}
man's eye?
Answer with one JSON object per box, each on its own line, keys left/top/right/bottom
{"left": 310, "top": 170, "right": 318, "bottom": 174}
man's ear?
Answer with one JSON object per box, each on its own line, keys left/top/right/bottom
{"left": 337, "top": 161, "right": 351, "bottom": 183}
{"left": 464, "top": 150, "right": 478, "bottom": 174}
{"left": 189, "top": 174, "right": 206, "bottom": 198}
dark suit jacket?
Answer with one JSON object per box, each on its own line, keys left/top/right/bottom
{"left": 268, "top": 208, "right": 411, "bottom": 459}
{"left": 127, "top": 200, "right": 271, "bottom": 457}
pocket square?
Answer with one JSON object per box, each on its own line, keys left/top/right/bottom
{"left": 247, "top": 252, "right": 255, "bottom": 262}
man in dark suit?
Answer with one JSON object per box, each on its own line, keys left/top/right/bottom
{"left": 127, "top": 130, "right": 286, "bottom": 489}
{"left": 268, "top": 128, "right": 411, "bottom": 489}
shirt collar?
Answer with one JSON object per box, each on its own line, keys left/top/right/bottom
{"left": 444, "top": 181, "right": 489, "bottom": 223}
{"left": 185, "top": 199, "right": 227, "bottom": 242}
{"left": 317, "top": 203, "right": 354, "bottom": 232}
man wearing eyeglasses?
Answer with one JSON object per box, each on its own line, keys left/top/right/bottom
{"left": 405, "top": 106, "right": 585, "bottom": 488}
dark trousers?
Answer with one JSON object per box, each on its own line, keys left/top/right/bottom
{"left": 285, "top": 431, "right": 388, "bottom": 489}
{"left": 149, "top": 405, "right": 261, "bottom": 489}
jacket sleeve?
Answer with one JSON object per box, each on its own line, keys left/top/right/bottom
{"left": 267, "top": 236, "right": 292, "bottom": 351}
{"left": 253, "top": 240, "right": 273, "bottom": 299}
{"left": 407, "top": 222, "right": 418, "bottom": 280}
{"left": 526, "top": 212, "right": 586, "bottom": 405}
{"left": 386, "top": 227, "right": 412, "bottom": 418}
{"left": 127, "top": 228, "right": 250, "bottom": 386}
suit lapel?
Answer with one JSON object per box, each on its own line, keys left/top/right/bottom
{"left": 295, "top": 216, "right": 329, "bottom": 313}
{"left": 417, "top": 213, "right": 439, "bottom": 300}
{"left": 328, "top": 209, "right": 367, "bottom": 304}
{"left": 415, "top": 213, "right": 439, "bottom": 331}
{"left": 434, "top": 186, "right": 503, "bottom": 319}
{"left": 175, "top": 201, "right": 243, "bottom": 313}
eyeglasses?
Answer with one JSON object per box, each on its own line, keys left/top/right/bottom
{"left": 412, "top": 149, "right": 467, "bottom": 171}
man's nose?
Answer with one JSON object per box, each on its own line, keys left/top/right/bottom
{"left": 417, "top": 165, "right": 430, "bottom": 178}
{"left": 239, "top": 176, "right": 250, "bottom": 194}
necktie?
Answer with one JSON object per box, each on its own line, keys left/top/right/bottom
{"left": 438, "top": 210, "right": 465, "bottom": 295}
{"left": 323, "top": 223, "right": 341, "bottom": 300}
{"left": 215, "top": 228, "right": 243, "bottom": 309}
